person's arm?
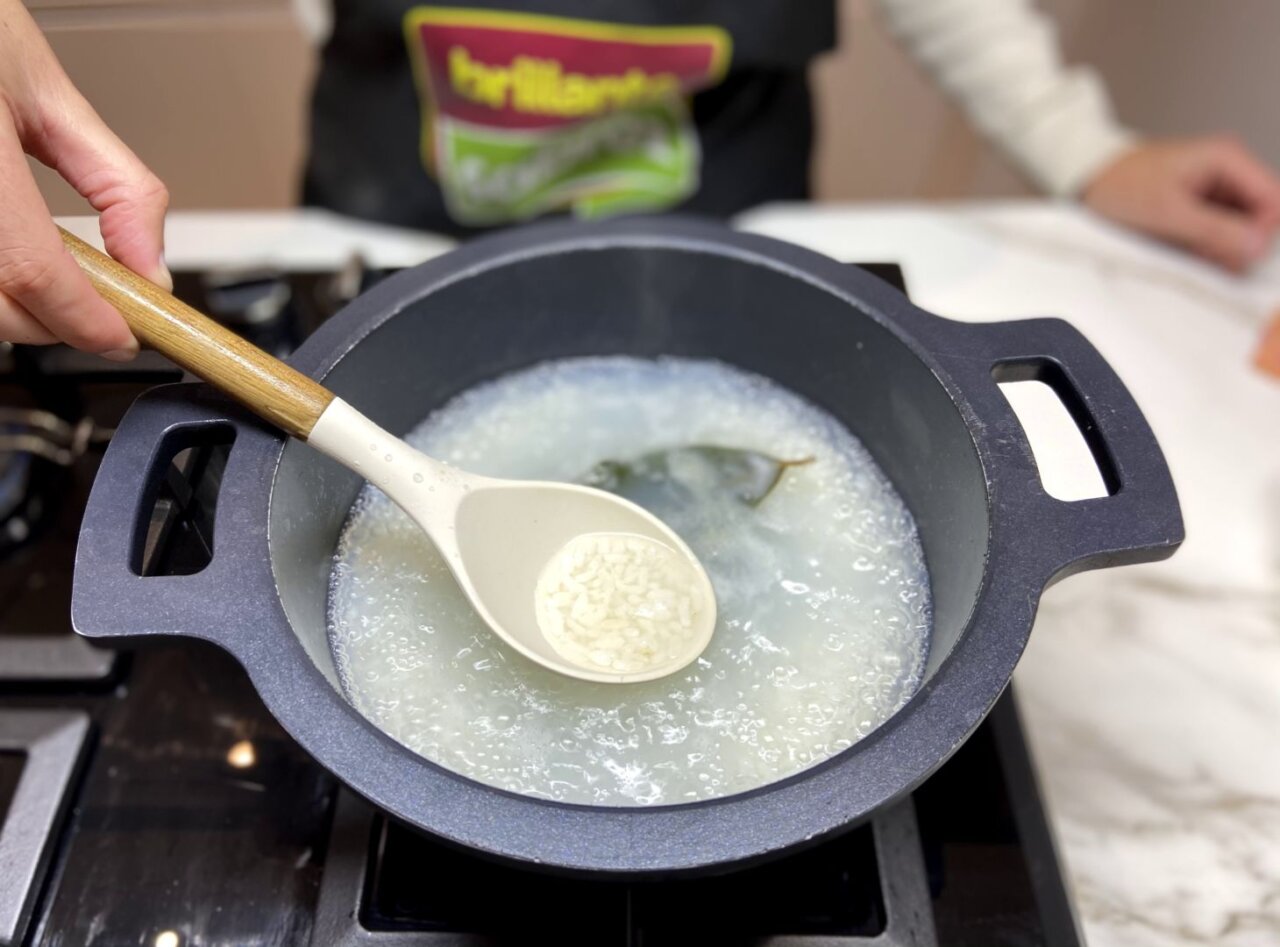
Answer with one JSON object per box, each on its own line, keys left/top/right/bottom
{"left": 875, "top": 0, "right": 1280, "bottom": 272}
{"left": 0, "top": 0, "right": 169, "bottom": 356}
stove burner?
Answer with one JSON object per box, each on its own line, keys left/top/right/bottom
{"left": 0, "top": 408, "right": 100, "bottom": 468}
{"left": 203, "top": 269, "right": 293, "bottom": 326}
{"left": 0, "top": 407, "right": 108, "bottom": 556}
{"left": 0, "top": 448, "right": 36, "bottom": 545}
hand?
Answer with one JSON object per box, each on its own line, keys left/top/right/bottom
{"left": 1, "top": 0, "right": 169, "bottom": 359}
{"left": 1083, "top": 137, "right": 1280, "bottom": 274}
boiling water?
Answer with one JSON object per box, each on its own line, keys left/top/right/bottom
{"left": 328, "top": 358, "right": 931, "bottom": 806}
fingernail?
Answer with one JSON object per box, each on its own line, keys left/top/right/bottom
{"left": 102, "top": 343, "right": 139, "bottom": 362}
{"left": 156, "top": 260, "right": 174, "bottom": 292}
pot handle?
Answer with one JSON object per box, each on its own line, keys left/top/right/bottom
{"left": 72, "top": 383, "right": 264, "bottom": 645}
{"left": 939, "top": 316, "right": 1183, "bottom": 584}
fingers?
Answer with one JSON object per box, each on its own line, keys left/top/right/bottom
{"left": 1200, "top": 135, "right": 1280, "bottom": 228}
{"left": 1144, "top": 137, "right": 1280, "bottom": 271}
{"left": 1164, "top": 196, "right": 1265, "bottom": 274}
{"left": 1084, "top": 138, "right": 1280, "bottom": 272}
{"left": 0, "top": 0, "right": 164, "bottom": 355}
{"left": 0, "top": 116, "right": 139, "bottom": 356}
{"left": 22, "top": 76, "right": 171, "bottom": 291}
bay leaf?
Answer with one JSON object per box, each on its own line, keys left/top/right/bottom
{"left": 580, "top": 445, "right": 813, "bottom": 509}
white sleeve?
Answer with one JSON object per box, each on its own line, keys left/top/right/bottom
{"left": 292, "top": 0, "right": 333, "bottom": 45}
{"left": 873, "top": 0, "right": 1137, "bottom": 196}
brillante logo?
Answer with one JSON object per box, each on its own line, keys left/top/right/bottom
{"left": 404, "top": 7, "right": 731, "bottom": 223}
{"left": 447, "top": 46, "right": 681, "bottom": 117}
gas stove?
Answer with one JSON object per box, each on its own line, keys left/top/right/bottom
{"left": 0, "top": 262, "right": 1083, "bottom": 947}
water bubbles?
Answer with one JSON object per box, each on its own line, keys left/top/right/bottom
{"left": 328, "top": 356, "right": 930, "bottom": 807}
{"left": 412, "top": 472, "right": 424, "bottom": 484}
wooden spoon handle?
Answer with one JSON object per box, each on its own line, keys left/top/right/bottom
{"left": 60, "top": 226, "right": 334, "bottom": 440}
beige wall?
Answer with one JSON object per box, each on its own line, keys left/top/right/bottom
{"left": 812, "top": 0, "right": 1280, "bottom": 201}
{"left": 27, "top": 0, "right": 312, "bottom": 214}
{"left": 26, "top": 0, "right": 1280, "bottom": 213}
{"left": 812, "top": 0, "right": 1037, "bottom": 201}
{"left": 1060, "top": 0, "right": 1280, "bottom": 162}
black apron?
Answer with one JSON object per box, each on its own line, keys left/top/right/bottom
{"left": 303, "top": 1, "right": 835, "bottom": 235}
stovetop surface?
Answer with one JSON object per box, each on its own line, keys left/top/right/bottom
{"left": 4, "top": 641, "right": 1079, "bottom": 947}
{"left": 0, "top": 263, "right": 1083, "bottom": 947}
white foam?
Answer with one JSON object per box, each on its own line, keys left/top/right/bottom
{"left": 328, "top": 357, "right": 931, "bottom": 806}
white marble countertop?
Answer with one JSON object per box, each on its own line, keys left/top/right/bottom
{"left": 739, "top": 202, "right": 1280, "bottom": 947}
{"left": 61, "top": 203, "right": 1280, "bottom": 946}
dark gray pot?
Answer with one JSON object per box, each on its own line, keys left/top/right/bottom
{"left": 73, "top": 217, "right": 1182, "bottom": 877}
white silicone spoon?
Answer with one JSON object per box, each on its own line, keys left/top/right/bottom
{"left": 63, "top": 227, "right": 717, "bottom": 683}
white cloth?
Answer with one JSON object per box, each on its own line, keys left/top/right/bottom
{"left": 875, "top": 0, "right": 1136, "bottom": 196}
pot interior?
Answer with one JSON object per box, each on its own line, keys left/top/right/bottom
{"left": 270, "top": 245, "right": 988, "bottom": 718}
